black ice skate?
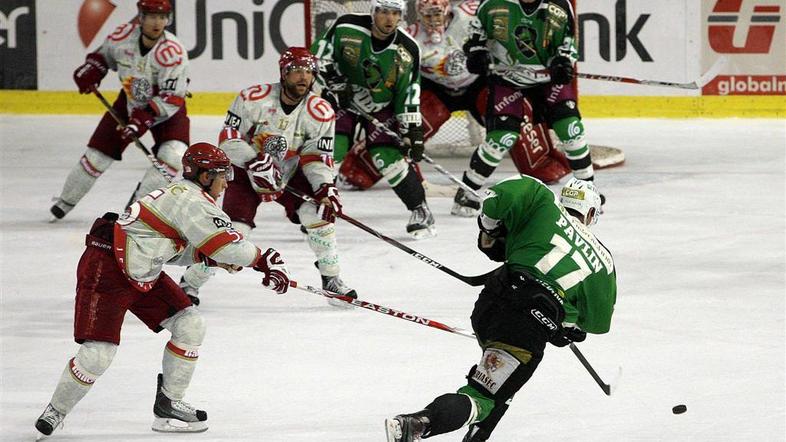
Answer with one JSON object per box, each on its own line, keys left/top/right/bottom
{"left": 35, "top": 403, "right": 65, "bottom": 438}
{"left": 407, "top": 202, "right": 437, "bottom": 239}
{"left": 451, "top": 188, "right": 481, "bottom": 218}
{"left": 179, "top": 276, "right": 200, "bottom": 306}
{"left": 152, "top": 373, "right": 208, "bottom": 433}
{"left": 385, "top": 411, "right": 431, "bottom": 442}
{"left": 322, "top": 274, "right": 358, "bottom": 308}
{"left": 49, "top": 198, "right": 75, "bottom": 223}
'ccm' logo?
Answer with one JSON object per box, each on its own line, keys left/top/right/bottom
{"left": 0, "top": 6, "right": 30, "bottom": 48}
{"left": 708, "top": 0, "right": 782, "bottom": 54}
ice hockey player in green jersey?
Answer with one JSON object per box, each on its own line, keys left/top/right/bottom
{"left": 453, "top": 0, "right": 600, "bottom": 217}
{"left": 310, "top": 0, "right": 436, "bottom": 239}
{"left": 385, "top": 175, "right": 617, "bottom": 442}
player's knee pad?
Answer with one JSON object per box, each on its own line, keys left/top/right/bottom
{"left": 156, "top": 140, "right": 187, "bottom": 172}
{"left": 82, "top": 148, "right": 114, "bottom": 176}
{"left": 304, "top": 223, "right": 339, "bottom": 276}
{"left": 162, "top": 306, "right": 206, "bottom": 347}
{"left": 370, "top": 148, "right": 409, "bottom": 187}
{"left": 551, "top": 117, "right": 588, "bottom": 158}
{"left": 477, "top": 130, "right": 519, "bottom": 166}
{"left": 487, "top": 114, "right": 522, "bottom": 133}
{"left": 73, "top": 340, "right": 118, "bottom": 381}
{"left": 547, "top": 99, "right": 582, "bottom": 124}
{"left": 466, "top": 345, "right": 535, "bottom": 411}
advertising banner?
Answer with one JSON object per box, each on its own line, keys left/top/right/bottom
{"left": 701, "top": 0, "right": 786, "bottom": 95}
{"left": 0, "top": 0, "right": 37, "bottom": 89}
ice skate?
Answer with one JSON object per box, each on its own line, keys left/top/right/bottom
{"left": 49, "top": 198, "right": 75, "bottom": 223}
{"left": 323, "top": 274, "right": 358, "bottom": 308}
{"left": 35, "top": 403, "right": 65, "bottom": 438}
{"left": 450, "top": 188, "right": 480, "bottom": 217}
{"left": 407, "top": 203, "right": 437, "bottom": 239}
{"left": 179, "top": 276, "right": 200, "bottom": 306}
{"left": 385, "top": 411, "right": 430, "bottom": 442}
{"left": 152, "top": 373, "right": 208, "bottom": 433}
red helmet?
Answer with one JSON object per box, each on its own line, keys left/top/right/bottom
{"left": 182, "top": 142, "right": 232, "bottom": 181}
{"left": 278, "top": 47, "right": 319, "bottom": 81}
{"left": 137, "top": 0, "right": 172, "bottom": 14}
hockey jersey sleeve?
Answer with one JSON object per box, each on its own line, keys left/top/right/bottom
{"left": 217, "top": 89, "right": 260, "bottom": 167}
{"left": 148, "top": 35, "right": 190, "bottom": 122}
{"left": 299, "top": 97, "right": 337, "bottom": 191}
{"left": 545, "top": 0, "right": 579, "bottom": 64}
{"left": 393, "top": 36, "right": 422, "bottom": 122}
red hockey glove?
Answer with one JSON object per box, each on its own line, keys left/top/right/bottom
{"left": 253, "top": 247, "right": 290, "bottom": 294}
{"left": 314, "top": 183, "right": 342, "bottom": 223}
{"left": 120, "top": 107, "right": 155, "bottom": 143}
{"left": 73, "top": 53, "right": 108, "bottom": 94}
{"left": 246, "top": 152, "right": 282, "bottom": 192}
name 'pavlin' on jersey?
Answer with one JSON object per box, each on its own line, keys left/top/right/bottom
{"left": 555, "top": 212, "right": 614, "bottom": 274}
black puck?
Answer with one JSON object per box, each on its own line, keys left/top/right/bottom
{"left": 672, "top": 404, "right": 687, "bottom": 414}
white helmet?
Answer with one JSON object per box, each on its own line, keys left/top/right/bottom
{"left": 559, "top": 178, "right": 602, "bottom": 226}
{"left": 371, "top": 0, "right": 407, "bottom": 16}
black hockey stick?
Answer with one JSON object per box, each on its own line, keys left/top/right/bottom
{"left": 569, "top": 343, "right": 621, "bottom": 396}
{"left": 93, "top": 89, "right": 174, "bottom": 181}
{"left": 290, "top": 280, "right": 477, "bottom": 339}
{"left": 346, "top": 105, "right": 482, "bottom": 198}
{"left": 286, "top": 185, "right": 497, "bottom": 286}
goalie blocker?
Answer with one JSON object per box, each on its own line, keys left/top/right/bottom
{"left": 338, "top": 92, "right": 622, "bottom": 190}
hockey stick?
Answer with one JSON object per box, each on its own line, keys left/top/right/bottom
{"left": 347, "top": 105, "right": 482, "bottom": 198}
{"left": 285, "top": 185, "right": 497, "bottom": 286}
{"left": 92, "top": 89, "right": 174, "bottom": 181}
{"left": 569, "top": 343, "right": 621, "bottom": 396}
{"left": 290, "top": 280, "right": 477, "bottom": 339}
{"left": 490, "top": 57, "right": 728, "bottom": 90}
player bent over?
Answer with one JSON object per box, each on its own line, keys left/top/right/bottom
{"left": 50, "top": 0, "right": 190, "bottom": 221}
{"left": 453, "top": 0, "right": 599, "bottom": 216}
{"left": 386, "top": 176, "right": 617, "bottom": 441}
{"left": 34, "top": 143, "right": 290, "bottom": 438}
{"left": 311, "top": 0, "right": 436, "bottom": 239}
{"left": 179, "top": 48, "right": 356, "bottom": 307}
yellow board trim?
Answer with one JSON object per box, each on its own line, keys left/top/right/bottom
{"left": 1, "top": 90, "right": 784, "bottom": 118}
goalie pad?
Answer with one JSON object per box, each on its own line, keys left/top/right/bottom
{"left": 421, "top": 89, "right": 452, "bottom": 142}
{"left": 337, "top": 144, "right": 382, "bottom": 190}
{"left": 510, "top": 99, "right": 571, "bottom": 184}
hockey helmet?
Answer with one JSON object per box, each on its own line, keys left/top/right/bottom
{"left": 137, "top": 0, "right": 172, "bottom": 14}
{"left": 559, "top": 178, "right": 602, "bottom": 226}
{"left": 182, "top": 142, "right": 233, "bottom": 182}
{"left": 417, "top": 0, "right": 450, "bottom": 35}
{"left": 371, "top": 0, "right": 407, "bottom": 16}
{"left": 278, "top": 47, "right": 319, "bottom": 81}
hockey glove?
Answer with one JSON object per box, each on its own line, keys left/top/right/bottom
{"left": 314, "top": 183, "right": 342, "bottom": 223}
{"left": 465, "top": 46, "right": 489, "bottom": 76}
{"left": 120, "top": 107, "right": 155, "bottom": 143}
{"left": 548, "top": 56, "right": 575, "bottom": 85}
{"left": 253, "top": 247, "right": 290, "bottom": 294}
{"left": 478, "top": 214, "right": 507, "bottom": 239}
{"left": 73, "top": 53, "right": 109, "bottom": 94}
{"left": 477, "top": 231, "right": 506, "bottom": 262}
{"left": 246, "top": 153, "right": 282, "bottom": 193}
{"left": 324, "top": 82, "right": 353, "bottom": 111}
{"left": 549, "top": 324, "right": 586, "bottom": 347}
{"left": 400, "top": 124, "right": 425, "bottom": 162}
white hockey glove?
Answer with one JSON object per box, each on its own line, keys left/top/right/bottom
{"left": 246, "top": 153, "right": 282, "bottom": 193}
{"left": 253, "top": 247, "right": 290, "bottom": 294}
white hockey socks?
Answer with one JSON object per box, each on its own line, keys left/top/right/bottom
{"left": 160, "top": 307, "right": 205, "bottom": 400}
{"left": 56, "top": 148, "right": 114, "bottom": 209}
{"left": 131, "top": 141, "right": 186, "bottom": 202}
{"left": 48, "top": 341, "right": 117, "bottom": 415}
{"left": 305, "top": 223, "right": 340, "bottom": 277}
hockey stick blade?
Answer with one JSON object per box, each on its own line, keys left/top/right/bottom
{"left": 569, "top": 343, "right": 620, "bottom": 396}
{"left": 290, "top": 280, "right": 478, "bottom": 339}
{"left": 694, "top": 56, "right": 729, "bottom": 89}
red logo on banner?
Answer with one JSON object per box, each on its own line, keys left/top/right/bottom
{"left": 703, "top": 75, "right": 786, "bottom": 95}
{"left": 707, "top": 0, "right": 781, "bottom": 54}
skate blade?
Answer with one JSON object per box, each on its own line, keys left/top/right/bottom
{"left": 151, "top": 417, "right": 208, "bottom": 433}
{"left": 408, "top": 226, "right": 437, "bottom": 240}
{"left": 450, "top": 204, "right": 479, "bottom": 218}
{"left": 384, "top": 418, "right": 403, "bottom": 442}
{"left": 326, "top": 297, "right": 356, "bottom": 309}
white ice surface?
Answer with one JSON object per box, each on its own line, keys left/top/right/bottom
{"left": 1, "top": 116, "right": 784, "bottom": 441}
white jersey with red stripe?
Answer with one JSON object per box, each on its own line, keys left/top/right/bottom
{"left": 114, "top": 179, "right": 259, "bottom": 290}
{"left": 94, "top": 23, "right": 189, "bottom": 122}
{"left": 218, "top": 83, "right": 336, "bottom": 192}
{"left": 407, "top": 0, "right": 480, "bottom": 92}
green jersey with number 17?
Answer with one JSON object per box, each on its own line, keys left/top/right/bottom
{"left": 482, "top": 175, "right": 617, "bottom": 333}
{"left": 311, "top": 14, "right": 421, "bottom": 117}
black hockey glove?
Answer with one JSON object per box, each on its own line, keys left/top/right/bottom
{"left": 401, "top": 124, "right": 425, "bottom": 162}
{"left": 321, "top": 63, "right": 352, "bottom": 110}
{"left": 548, "top": 56, "right": 575, "bottom": 85}
{"left": 477, "top": 231, "right": 506, "bottom": 262}
{"left": 549, "top": 324, "right": 586, "bottom": 347}
{"left": 465, "top": 46, "right": 490, "bottom": 76}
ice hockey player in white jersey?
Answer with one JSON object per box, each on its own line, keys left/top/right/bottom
{"left": 50, "top": 0, "right": 191, "bottom": 221}
{"left": 34, "top": 142, "right": 290, "bottom": 438}
{"left": 179, "top": 47, "right": 356, "bottom": 307}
